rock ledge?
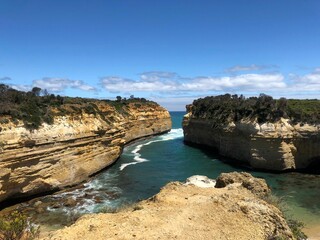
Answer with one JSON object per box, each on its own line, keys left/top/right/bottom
{"left": 44, "top": 172, "right": 294, "bottom": 240}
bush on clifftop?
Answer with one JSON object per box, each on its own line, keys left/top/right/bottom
{"left": 0, "top": 84, "right": 157, "bottom": 130}
{"left": 191, "top": 94, "right": 320, "bottom": 125}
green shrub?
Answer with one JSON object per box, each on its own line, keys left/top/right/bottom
{"left": 191, "top": 94, "right": 320, "bottom": 125}
{"left": 0, "top": 211, "right": 39, "bottom": 240}
{"left": 287, "top": 219, "right": 308, "bottom": 240}
{"left": 0, "top": 84, "right": 159, "bottom": 129}
{"left": 84, "top": 105, "right": 96, "bottom": 115}
{"left": 43, "top": 110, "right": 54, "bottom": 125}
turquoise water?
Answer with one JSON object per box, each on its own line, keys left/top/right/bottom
{"left": 32, "top": 112, "right": 320, "bottom": 231}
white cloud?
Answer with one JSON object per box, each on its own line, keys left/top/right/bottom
{"left": 181, "top": 74, "right": 286, "bottom": 91}
{"left": 315, "top": 68, "right": 320, "bottom": 72}
{"left": 11, "top": 84, "right": 31, "bottom": 92}
{"left": 5, "top": 66, "right": 320, "bottom": 112}
{"left": 140, "top": 71, "right": 178, "bottom": 82}
{"left": 288, "top": 69, "right": 320, "bottom": 92}
{"left": 0, "top": 76, "right": 11, "bottom": 81}
{"left": 225, "top": 64, "right": 278, "bottom": 73}
{"left": 101, "top": 75, "right": 178, "bottom": 92}
{"left": 101, "top": 73, "right": 286, "bottom": 93}
{"left": 33, "top": 78, "right": 96, "bottom": 92}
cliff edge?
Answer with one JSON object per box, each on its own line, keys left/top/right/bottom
{"left": 183, "top": 94, "right": 320, "bottom": 171}
{"left": 0, "top": 97, "right": 171, "bottom": 203}
{"left": 43, "top": 172, "right": 295, "bottom": 240}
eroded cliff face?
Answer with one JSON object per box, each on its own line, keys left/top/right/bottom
{"left": 183, "top": 106, "right": 320, "bottom": 171}
{"left": 0, "top": 101, "right": 171, "bottom": 203}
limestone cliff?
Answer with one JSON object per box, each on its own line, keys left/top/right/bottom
{"left": 0, "top": 101, "right": 171, "bottom": 203}
{"left": 183, "top": 103, "right": 320, "bottom": 171}
{"left": 43, "top": 173, "right": 295, "bottom": 240}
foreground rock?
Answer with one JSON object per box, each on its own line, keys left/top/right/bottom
{"left": 0, "top": 101, "right": 171, "bottom": 203}
{"left": 44, "top": 172, "right": 294, "bottom": 240}
{"left": 183, "top": 99, "right": 320, "bottom": 171}
{"left": 215, "top": 172, "right": 271, "bottom": 197}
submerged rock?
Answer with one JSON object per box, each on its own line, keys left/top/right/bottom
{"left": 63, "top": 198, "right": 77, "bottom": 208}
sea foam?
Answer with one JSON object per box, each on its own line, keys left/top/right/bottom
{"left": 120, "top": 128, "right": 183, "bottom": 171}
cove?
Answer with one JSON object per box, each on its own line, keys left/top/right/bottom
{"left": 16, "top": 112, "right": 320, "bottom": 236}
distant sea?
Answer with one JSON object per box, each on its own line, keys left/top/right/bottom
{"left": 33, "top": 112, "right": 320, "bottom": 234}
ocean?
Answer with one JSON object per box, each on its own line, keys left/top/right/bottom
{"left": 30, "top": 112, "right": 320, "bottom": 233}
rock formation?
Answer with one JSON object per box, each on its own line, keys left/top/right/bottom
{"left": 183, "top": 103, "right": 320, "bottom": 171}
{"left": 43, "top": 172, "right": 294, "bottom": 240}
{"left": 0, "top": 101, "right": 171, "bottom": 203}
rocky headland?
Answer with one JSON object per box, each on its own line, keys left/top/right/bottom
{"left": 43, "top": 172, "right": 296, "bottom": 240}
{"left": 183, "top": 94, "right": 320, "bottom": 171}
{"left": 0, "top": 88, "right": 171, "bottom": 203}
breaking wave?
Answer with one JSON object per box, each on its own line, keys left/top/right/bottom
{"left": 119, "top": 128, "right": 183, "bottom": 171}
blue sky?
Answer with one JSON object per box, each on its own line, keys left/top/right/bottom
{"left": 1, "top": 0, "right": 320, "bottom": 110}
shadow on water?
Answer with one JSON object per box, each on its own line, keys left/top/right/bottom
{"left": 184, "top": 139, "right": 320, "bottom": 175}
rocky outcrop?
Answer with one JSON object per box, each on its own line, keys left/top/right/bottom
{"left": 43, "top": 173, "right": 294, "bottom": 240}
{"left": 0, "top": 101, "right": 171, "bottom": 203}
{"left": 183, "top": 105, "right": 320, "bottom": 171}
{"left": 215, "top": 172, "right": 271, "bottom": 198}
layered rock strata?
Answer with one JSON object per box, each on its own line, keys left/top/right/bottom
{"left": 44, "top": 172, "right": 294, "bottom": 240}
{"left": 0, "top": 101, "right": 171, "bottom": 202}
{"left": 183, "top": 105, "right": 320, "bottom": 171}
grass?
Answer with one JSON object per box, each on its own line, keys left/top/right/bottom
{"left": 262, "top": 193, "right": 308, "bottom": 240}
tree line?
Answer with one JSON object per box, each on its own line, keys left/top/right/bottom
{"left": 191, "top": 94, "right": 320, "bottom": 125}
{"left": 0, "top": 84, "right": 156, "bottom": 130}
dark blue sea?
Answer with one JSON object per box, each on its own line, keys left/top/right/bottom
{"left": 36, "top": 112, "right": 320, "bottom": 232}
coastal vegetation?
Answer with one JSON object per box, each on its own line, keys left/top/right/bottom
{"left": 0, "top": 84, "right": 156, "bottom": 130}
{"left": 262, "top": 194, "right": 307, "bottom": 240}
{"left": 0, "top": 211, "right": 39, "bottom": 240}
{"left": 191, "top": 93, "right": 320, "bottom": 125}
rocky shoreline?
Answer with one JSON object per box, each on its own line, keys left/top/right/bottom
{"left": 0, "top": 100, "right": 171, "bottom": 203}
{"left": 42, "top": 172, "right": 297, "bottom": 240}
{"left": 183, "top": 105, "right": 320, "bottom": 171}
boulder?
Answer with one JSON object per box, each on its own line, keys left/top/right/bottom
{"left": 215, "top": 172, "right": 271, "bottom": 197}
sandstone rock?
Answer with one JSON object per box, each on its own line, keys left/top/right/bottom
{"left": 183, "top": 107, "right": 320, "bottom": 171}
{"left": 93, "top": 196, "right": 103, "bottom": 204}
{"left": 215, "top": 172, "right": 271, "bottom": 198}
{"left": 0, "top": 101, "right": 171, "bottom": 203}
{"left": 63, "top": 197, "right": 77, "bottom": 207}
{"left": 35, "top": 205, "right": 45, "bottom": 214}
{"left": 43, "top": 174, "right": 294, "bottom": 240}
{"left": 51, "top": 202, "right": 60, "bottom": 209}
{"left": 33, "top": 200, "right": 43, "bottom": 207}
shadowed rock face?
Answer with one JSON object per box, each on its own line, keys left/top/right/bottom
{"left": 183, "top": 105, "right": 320, "bottom": 171}
{"left": 43, "top": 173, "right": 294, "bottom": 240}
{"left": 0, "top": 101, "right": 171, "bottom": 203}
